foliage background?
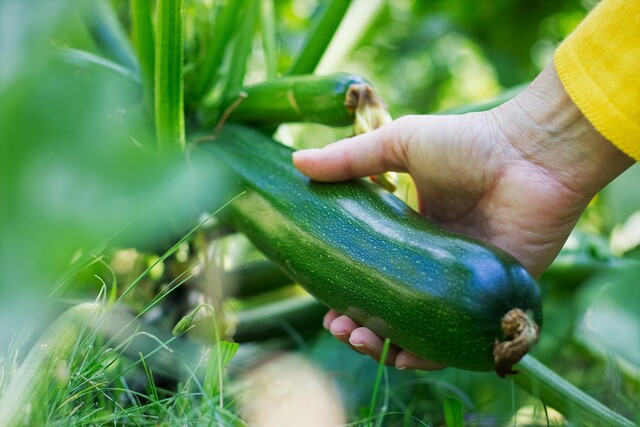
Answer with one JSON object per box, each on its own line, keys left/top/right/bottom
{"left": 0, "top": 0, "right": 638, "bottom": 425}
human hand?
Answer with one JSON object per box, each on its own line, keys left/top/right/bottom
{"left": 292, "top": 64, "right": 633, "bottom": 370}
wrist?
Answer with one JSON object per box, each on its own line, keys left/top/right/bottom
{"left": 494, "top": 63, "right": 633, "bottom": 198}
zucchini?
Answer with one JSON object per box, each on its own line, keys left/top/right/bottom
{"left": 198, "top": 125, "right": 543, "bottom": 375}
{"left": 224, "top": 73, "right": 368, "bottom": 127}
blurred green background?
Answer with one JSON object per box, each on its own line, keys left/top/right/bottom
{"left": 0, "top": 0, "right": 638, "bottom": 425}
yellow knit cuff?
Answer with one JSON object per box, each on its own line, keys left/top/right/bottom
{"left": 554, "top": 0, "right": 640, "bottom": 162}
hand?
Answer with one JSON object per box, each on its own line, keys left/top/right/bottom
{"left": 292, "top": 64, "right": 633, "bottom": 370}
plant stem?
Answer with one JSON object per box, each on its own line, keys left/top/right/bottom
{"left": 155, "top": 0, "right": 185, "bottom": 152}
{"left": 287, "top": 0, "right": 351, "bottom": 75}
{"left": 516, "top": 355, "right": 636, "bottom": 427}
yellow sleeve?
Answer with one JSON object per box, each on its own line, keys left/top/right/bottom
{"left": 554, "top": 0, "right": 640, "bottom": 161}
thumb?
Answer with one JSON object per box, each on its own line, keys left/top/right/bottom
{"left": 292, "top": 121, "right": 407, "bottom": 182}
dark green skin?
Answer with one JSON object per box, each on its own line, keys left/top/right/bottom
{"left": 226, "top": 73, "right": 367, "bottom": 126}
{"left": 200, "top": 125, "right": 543, "bottom": 372}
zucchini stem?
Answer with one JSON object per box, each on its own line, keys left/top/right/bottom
{"left": 493, "top": 308, "right": 539, "bottom": 377}
{"left": 346, "top": 83, "right": 397, "bottom": 192}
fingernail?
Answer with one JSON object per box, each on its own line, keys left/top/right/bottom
{"left": 348, "top": 338, "right": 365, "bottom": 348}
{"left": 331, "top": 329, "right": 347, "bottom": 337}
{"left": 292, "top": 148, "right": 320, "bottom": 158}
{"left": 395, "top": 364, "right": 406, "bottom": 370}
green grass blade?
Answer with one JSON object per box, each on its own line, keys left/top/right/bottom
{"left": 367, "top": 338, "right": 391, "bottom": 424}
{"left": 443, "top": 396, "right": 465, "bottom": 427}
{"left": 287, "top": 0, "right": 351, "bottom": 75}
{"left": 155, "top": 0, "right": 185, "bottom": 152}
{"left": 191, "top": 0, "right": 244, "bottom": 103}
{"left": 0, "top": 303, "right": 102, "bottom": 427}
{"left": 517, "top": 355, "right": 636, "bottom": 427}
{"left": 260, "top": 0, "right": 278, "bottom": 80}
{"left": 82, "top": 0, "right": 139, "bottom": 72}
{"left": 130, "top": 0, "right": 156, "bottom": 115}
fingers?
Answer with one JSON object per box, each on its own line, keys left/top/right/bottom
{"left": 348, "top": 327, "right": 400, "bottom": 366}
{"left": 292, "top": 120, "right": 407, "bottom": 182}
{"left": 395, "top": 351, "right": 446, "bottom": 371}
{"left": 323, "top": 310, "right": 445, "bottom": 371}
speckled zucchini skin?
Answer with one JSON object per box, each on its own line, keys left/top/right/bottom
{"left": 200, "top": 125, "right": 543, "bottom": 372}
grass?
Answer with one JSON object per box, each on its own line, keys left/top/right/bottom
{"left": 1, "top": 0, "right": 638, "bottom": 426}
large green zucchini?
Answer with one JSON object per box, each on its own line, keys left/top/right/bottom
{"left": 199, "top": 125, "right": 543, "bottom": 374}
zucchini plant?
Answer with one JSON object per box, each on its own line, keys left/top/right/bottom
{"left": 3, "top": 1, "right": 636, "bottom": 426}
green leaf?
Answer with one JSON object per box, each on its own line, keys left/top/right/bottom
{"left": 221, "top": 1, "right": 259, "bottom": 103}
{"left": 203, "top": 341, "right": 240, "bottom": 398}
{"left": 155, "top": 0, "right": 185, "bottom": 152}
{"left": 191, "top": 0, "right": 244, "bottom": 102}
{"left": 443, "top": 396, "right": 465, "bottom": 427}
{"left": 288, "top": 0, "right": 351, "bottom": 75}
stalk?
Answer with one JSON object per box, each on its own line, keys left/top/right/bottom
{"left": 155, "top": 0, "right": 185, "bottom": 152}
{"left": 287, "top": 0, "right": 351, "bottom": 75}
{"left": 517, "top": 355, "right": 636, "bottom": 427}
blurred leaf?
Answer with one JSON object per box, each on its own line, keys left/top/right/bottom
{"left": 443, "top": 396, "right": 465, "bottom": 427}
{"left": 288, "top": 0, "right": 351, "bottom": 75}
{"left": 574, "top": 264, "right": 640, "bottom": 383}
{"left": 82, "top": 0, "right": 138, "bottom": 72}
{"left": 0, "top": 1, "right": 230, "bottom": 350}
{"left": 541, "top": 229, "right": 625, "bottom": 290}
{"left": 600, "top": 163, "right": 640, "bottom": 229}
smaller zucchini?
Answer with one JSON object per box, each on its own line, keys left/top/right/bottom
{"left": 224, "top": 73, "right": 368, "bottom": 127}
